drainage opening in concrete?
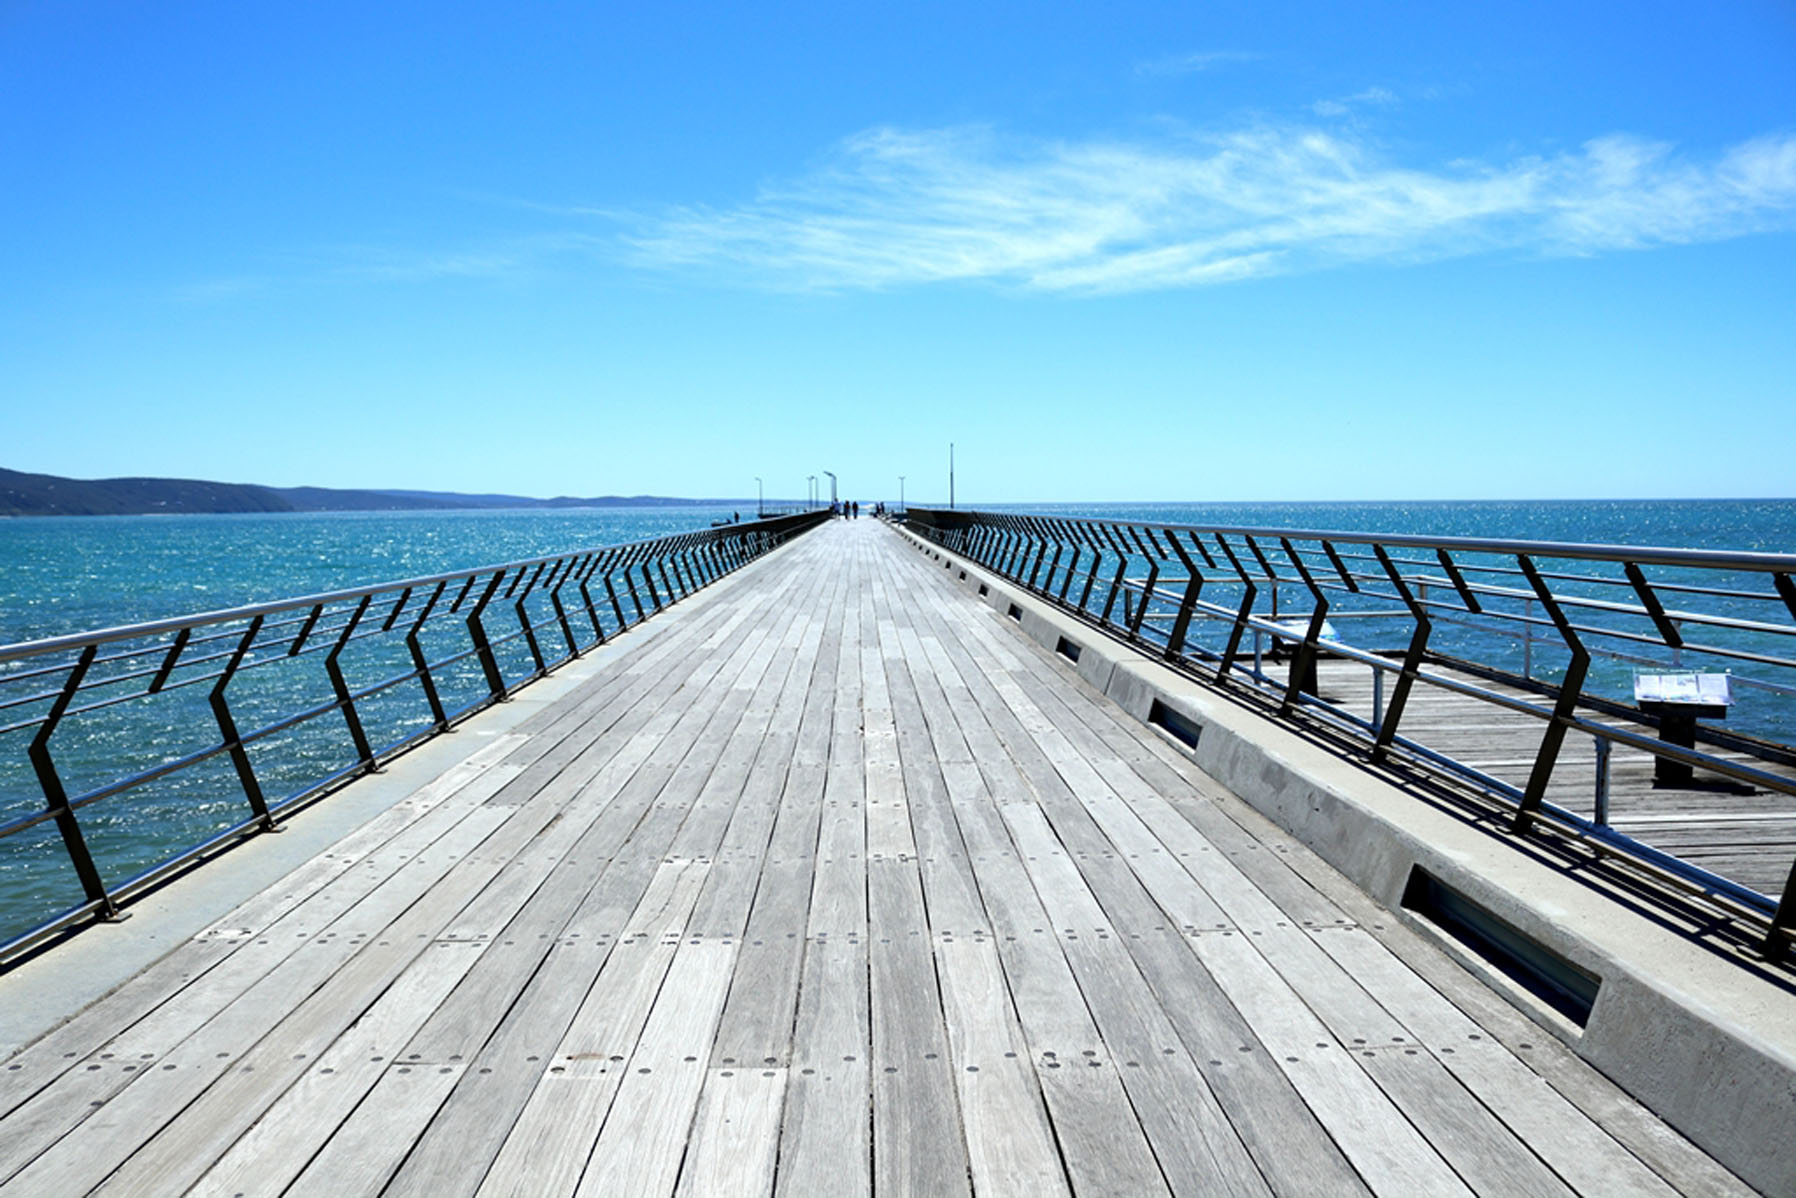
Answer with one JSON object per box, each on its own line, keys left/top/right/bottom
{"left": 958, "top": 570, "right": 967, "bottom": 581}
{"left": 1147, "top": 699, "right": 1202, "bottom": 750}
{"left": 1055, "top": 637, "right": 1082, "bottom": 664}
{"left": 1401, "top": 867, "right": 1600, "bottom": 1027}
{"left": 978, "top": 584, "right": 989, "bottom": 597}
{"left": 1007, "top": 604, "right": 1023, "bottom": 621}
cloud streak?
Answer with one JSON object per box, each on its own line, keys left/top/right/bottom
{"left": 1312, "top": 87, "right": 1398, "bottom": 118}
{"left": 621, "top": 124, "right": 1796, "bottom": 293}
{"left": 1135, "top": 50, "right": 1264, "bottom": 77}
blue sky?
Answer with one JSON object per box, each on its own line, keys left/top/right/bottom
{"left": 3, "top": 1, "right": 1793, "bottom": 505}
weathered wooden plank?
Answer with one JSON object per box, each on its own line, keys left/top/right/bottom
{"left": 708, "top": 763, "right": 825, "bottom": 1070}
{"left": 874, "top": 558, "right": 1170, "bottom": 1194}
{"left": 1356, "top": 1044, "right": 1576, "bottom": 1197}
{"left": 772, "top": 934, "right": 870, "bottom": 1196}
{"left": 908, "top": 577, "right": 1369, "bottom": 1196}
{"left": 890, "top": 556, "right": 1408, "bottom": 1192}
{"left": 3, "top": 802, "right": 517, "bottom": 1195}
{"left": 185, "top": 940, "right": 487, "bottom": 1198}
{"left": 775, "top": 617, "right": 872, "bottom": 1195}
{"left": 475, "top": 859, "right": 710, "bottom": 1197}
{"left": 288, "top": 1061, "right": 469, "bottom": 1197}
{"left": 933, "top": 937, "right": 1070, "bottom": 1196}
{"left": 1002, "top": 802, "right": 1272, "bottom": 1195}
{"left": 677, "top": 1067, "right": 786, "bottom": 1198}
{"left": 578, "top": 941, "right": 736, "bottom": 1196}
{"left": 709, "top": 576, "right": 843, "bottom": 1070}
{"left": 1311, "top": 925, "right": 1682, "bottom": 1198}
{"left": 867, "top": 862, "right": 972, "bottom": 1196}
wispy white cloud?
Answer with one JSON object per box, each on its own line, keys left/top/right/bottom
{"left": 1135, "top": 49, "right": 1264, "bottom": 77}
{"left": 620, "top": 124, "right": 1796, "bottom": 293}
{"left": 1312, "top": 86, "right": 1399, "bottom": 118}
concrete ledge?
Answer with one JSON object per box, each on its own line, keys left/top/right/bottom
{"left": 893, "top": 524, "right": 1796, "bottom": 1196}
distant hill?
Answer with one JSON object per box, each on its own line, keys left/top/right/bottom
{"left": 0, "top": 468, "right": 726, "bottom": 517}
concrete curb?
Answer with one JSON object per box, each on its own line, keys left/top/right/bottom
{"left": 893, "top": 525, "right": 1796, "bottom": 1196}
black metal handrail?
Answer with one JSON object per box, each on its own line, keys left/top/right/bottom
{"left": 904, "top": 506, "right": 1796, "bottom": 956}
{"left": 0, "top": 510, "right": 828, "bottom": 964}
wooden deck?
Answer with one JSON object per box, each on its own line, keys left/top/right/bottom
{"left": 0, "top": 519, "right": 1754, "bottom": 1196}
{"left": 1256, "top": 656, "right": 1796, "bottom": 898}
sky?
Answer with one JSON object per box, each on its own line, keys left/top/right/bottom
{"left": 3, "top": 1, "right": 1793, "bottom": 506}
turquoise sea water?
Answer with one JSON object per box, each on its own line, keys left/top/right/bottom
{"left": 0, "top": 506, "right": 756, "bottom": 646}
{"left": 1, "top": 499, "right": 1792, "bottom": 947}
{"left": 986, "top": 498, "right": 1796, "bottom": 552}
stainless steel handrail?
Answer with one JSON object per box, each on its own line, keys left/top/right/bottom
{"left": 904, "top": 506, "right": 1796, "bottom": 957}
{"left": 0, "top": 510, "right": 829, "bottom": 965}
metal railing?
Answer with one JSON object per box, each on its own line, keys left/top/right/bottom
{"left": 904, "top": 507, "right": 1796, "bottom": 956}
{"left": 0, "top": 511, "right": 828, "bottom": 964}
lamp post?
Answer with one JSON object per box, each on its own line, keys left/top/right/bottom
{"left": 898, "top": 475, "right": 905, "bottom": 513}
{"left": 754, "top": 476, "right": 763, "bottom": 518}
{"left": 823, "top": 470, "right": 837, "bottom": 507}
{"left": 807, "top": 475, "right": 816, "bottom": 508}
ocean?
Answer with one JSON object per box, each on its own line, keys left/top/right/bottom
{"left": 2, "top": 498, "right": 1792, "bottom": 948}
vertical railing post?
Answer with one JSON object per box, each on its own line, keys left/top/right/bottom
{"left": 467, "top": 571, "right": 509, "bottom": 700}
{"left": 1033, "top": 519, "right": 1062, "bottom": 592}
{"left": 327, "top": 596, "right": 378, "bottom": 768}
{"left": 607, "top": 561, "right": 634, "bottom": 628}
{"left": 577, "top": 556, "right": 608, "bottom": 644}
{"left": 666, "top": 542, "right": 693, "bottom": 597}
{"left": 549, "top": 558, "right": 582, "bottom": 660}
{"left": 1002, "top": 519, "right": 1029, "bottom": 578}
{"left": 214, "top": 616, "right": 278, "bottom": 830}
{"left": 30, "top": 645, "right": 118, "bottom": 917}
{"left": 513, "top": 563, "right": 550, "bottom": 676}
{"left": 644, "top": 552, "right": 667, "bottom": 612}
{"left": 1276, "top": 537, "right": 1330, "bottom": 716}
{"left": 1124, "top": 527, "right": 1159, "bottom": 642}
{"left": 1077, "top": 532, "right": 1105, "bottom": 613}
{"left": 1098, "top": 527, "right": 1130, "bottom": 624}
{"left": 407, "top": 581, "right": 450, "bottom": 729}
{"left": 616, "top": 546, "right": 646, "bottom": 622}
{"left": 1163, "top": 531, "right": 1204, "bottom": 661}
{"left": 1213, "top": 534, "right": 1258, "bottom": 683}
{"left": 1513, "top": 555, "right": 1591, "bottom": 834}
{"left": 1370, "top": 544, "right": 1434, "bottom": 761}
{"left": 1053, "top": 520, "right": 1080, "bottom": 602}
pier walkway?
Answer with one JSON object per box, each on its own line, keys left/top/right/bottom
{"left": 0, "top": 519, "right": 1758, "bottom": 1195}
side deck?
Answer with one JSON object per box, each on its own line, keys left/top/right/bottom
{"left": 1278, "top": 657, "right": 1796, "bottom": 897}
{"left": 0, "top": 519, "right": 1757, "bottom": 1195}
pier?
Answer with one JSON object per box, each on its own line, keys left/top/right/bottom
{"left": 1, "top": 517, "right": 1792, "bottom": 1194}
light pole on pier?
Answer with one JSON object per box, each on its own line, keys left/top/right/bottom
{"left": 807, "top": 475, "right": 816, "bottom": 508}
{"left": 898, "top": 475, "right": 905, "bottom": 513}
{"left": 823, "top": 471, "right": 837, "bottom": 507}
{"left": 755, "top": 476, "right": 763, "bottom": 518}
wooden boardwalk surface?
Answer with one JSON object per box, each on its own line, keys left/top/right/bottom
{"left": 1263, "top": 657, "right": 1796, "bottom": 898}
{"left": 0, "top": 519, "right": 1753, "bottom": 1196}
